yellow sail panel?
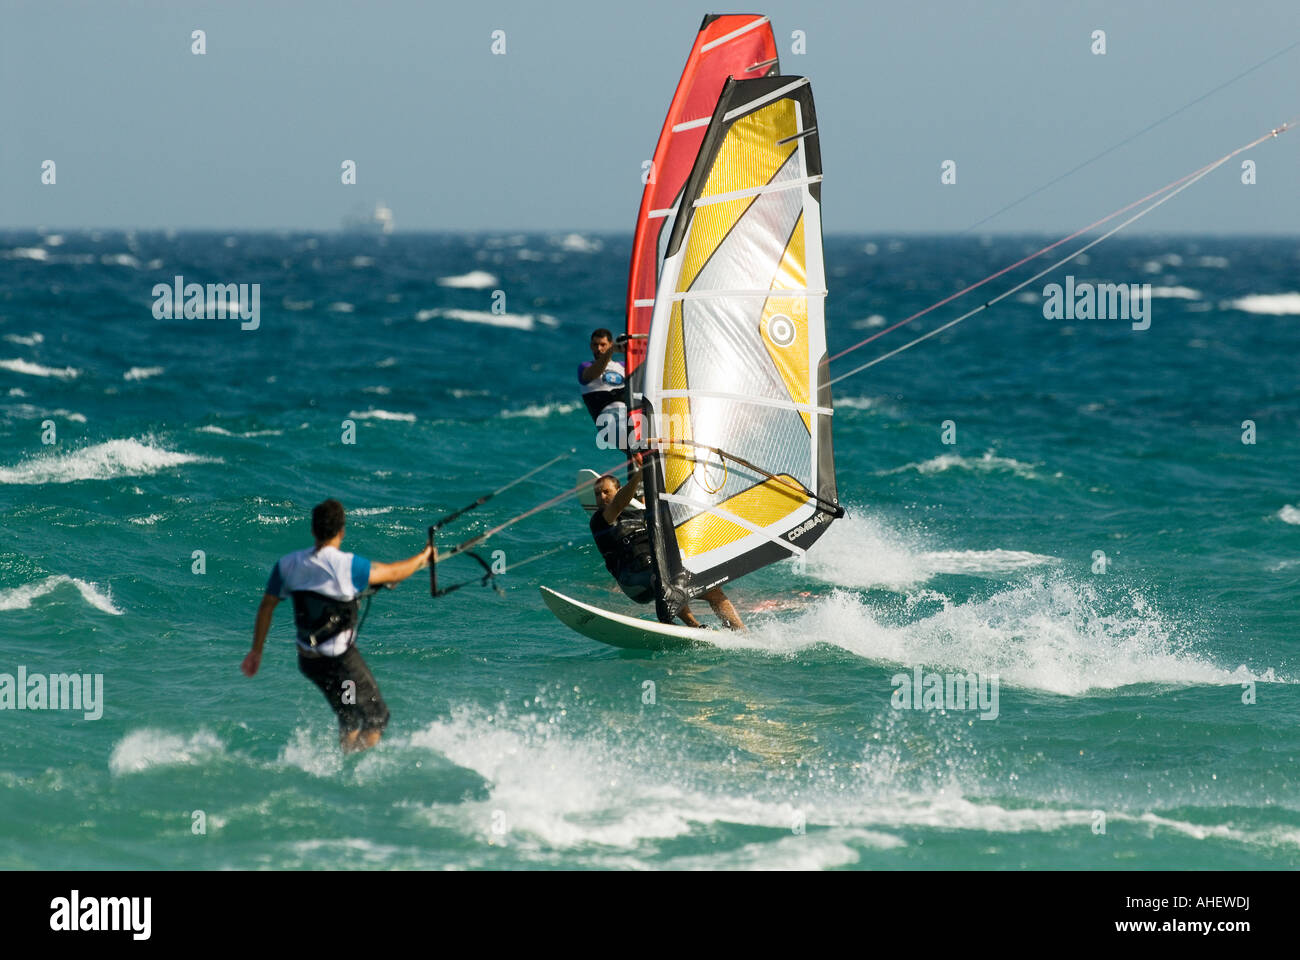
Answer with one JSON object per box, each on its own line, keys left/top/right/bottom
{"left": 759, "top": 295, "right": 811, "bottom": 431}
{"left": 697, "top": 99, "right": 799, "bottom": 202}
{"left": 770, "top": 211, "right": 807, "bottom": 291}
{"left": 662, "top": 302, "right": 689, "bottom": 392}
{"left": 675, "top": 473, "right": 808, "bottom": 558}
{"left": 760, "top": 211, "right": 811, "bottom": 429}
{"left": 660, "top": 302, "right": 695, "bottom": 494}
{"left": 678, "top": 99, "right": 798, "bottom": 291}
{"left": 675, "top": 509, "right": 749, "bottom": 559}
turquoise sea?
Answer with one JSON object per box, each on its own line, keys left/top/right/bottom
{"left": 1, "top": 229, "right": 1297, "bottom": 869}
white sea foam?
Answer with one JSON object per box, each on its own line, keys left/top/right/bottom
{"left": 4, "top": 404, "right": 87, "bottom": 423}
{"left": 1279, "top": 505, "right": 1300, "bottom": 525}
{"left": 3, "top": 332, "right": 44, "bottom": 346}
{"left": 0, "top": 574, "right": 123, "bottom": 615}
{"left": 0, "top": 438, "right": 215, "bottom": 485}
{"left": 730, "top": 577, "right": 1285, "bottom": 695}
{"left": 128, "top": 514, "right": 166, "bottom": 525}
{"left": 278, "top": 727, "right": 344, "bottom": 778}
{"left": 327, "top": 302, "right": 354, "bottom": 313}
{"left": 850, "top": 315, "right": 887, "bottom": 329}
{"left": 399, "top": 702, "right": 1295, "bottom": 865}
{"left": 881, "top": 450, "right": 1041, "bottom": 480}
{"left": 1197, "top": 255, "right": 1229, "bottom": 268}
{"left": 501, "top": 401, "right": 578, "bottom": 418}
{"left": 416, "top": 307, "right": 537, "bottom": 330}
{"left": 4, "top": 247, "right": 49, "bottom": 261}
{"left": 109, "top": 729, "right": 225, "bottom": 775}
{"left": 1149, "top": 286, "right": 1201, "bottom": 300}
{"left": 347, "top": 409, "right": 417, "bottom": 422}
{"left": 123, "top": 366, "right": 164, "bottom": 381}
{"left": 411, "top": 707, "right": 780, "bottom": 852}
{"left": 1227, "top": 293, "right": 1300, "bottom": 315}
{"left": 834, "top": 395, "right": 888, "bottom": 411}
{"left": 100, "top": 253, "right": 140, "bottom": 268}
{"left": 437, "top": 270, "right": 498, "bottom": 289}
{"left": 802, "top": 514, "right": 1057, "bottom": 591}
{"left": 552, "top": 233, "right": 602, "bottom": 253}
{"left": 195, "top": 425, "right": 282, "bottom": 438}
{"left": 0, "top": 358, "right": 80, "bottom": 380}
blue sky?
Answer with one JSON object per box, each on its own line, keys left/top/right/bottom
{"left": 2, "top": 0, "right": 1297, "bottom": 232}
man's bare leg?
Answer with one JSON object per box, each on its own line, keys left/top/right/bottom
{"left": 340, "top": 728, "right": 383, "bottom": 753}
{"left": 703, "top": 588, "right": 745, "bottom": 631}
{"left": 676, "top": 603, "right": 703, "bottom": 628}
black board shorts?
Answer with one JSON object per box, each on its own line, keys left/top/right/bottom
{"left": 298, "top": 645, "right": 390, "bottom": 734}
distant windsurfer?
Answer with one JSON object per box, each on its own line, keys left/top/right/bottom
{"left": 590, "top": 464, "right": 744, "bottom": 630}
{"left": 579, "top": 327, "right": 630, "bottom": 449}
{"left": 240, "top": 498, "right": 431, "bottom": 753}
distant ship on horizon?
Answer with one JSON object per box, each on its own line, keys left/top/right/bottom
{"left": 342, "top": 201, "right": 394, "bottom": 234}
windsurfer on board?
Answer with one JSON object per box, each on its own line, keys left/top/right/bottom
{"left": 578, "top": 328, "right": 631, "bottom": 450}
{"left": 589, "top": 460, "right": 745, "bottom": 631}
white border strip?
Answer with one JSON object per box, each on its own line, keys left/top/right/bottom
{"left": 695, "top": 175, "right": 822, "bottom": 207}
{"left": 700, "top": 15, "right": 769, "bottom": 52}
{"left": 672, "top": 117, "right": 712, "bottom": 133}
{"left": 669, "top": 288, "right": 827, "bottom": 301}
{"left": 657, "top": 389, "right": 832, "bottom": 417}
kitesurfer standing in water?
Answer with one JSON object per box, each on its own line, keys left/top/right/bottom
{"left": 240, "top": 499, "right": 431, "bottom": 753}
{"left": 589, "top": 464, "right": 744, "bottom": 631}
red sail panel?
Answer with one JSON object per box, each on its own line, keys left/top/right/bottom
{"left": 625, "top": 14, "right": 779, "bottom": 385}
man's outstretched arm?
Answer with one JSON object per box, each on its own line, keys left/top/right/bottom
{"left": 242, "top": 593, "right": 280, "bottom": 676}
{"left": 369, "top": 545, "right": 433, "bottom": 586}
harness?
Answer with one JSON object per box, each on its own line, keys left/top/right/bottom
{"left": 591, "top": 508, "right": 653, "bottom": 577}
{"left": 290, "top": 591, "right": 359, "bottom": 649}
{"left": 290, "top": 585, "right": 389, "bottom": 651}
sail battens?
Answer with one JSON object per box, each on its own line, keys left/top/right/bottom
{"left": 656, "top": 389, "right": 833, "bottom": 417}
{"left": 668, "top": 288, "right": 827, "bottom": 301}
{"left": 776, "top": 126, "right": 818, "bottom": 146}
{"left": 672, "top": 117, "right": 712, "bottom": 132}
{"left": 695, "top": 175, "right": 823, "bottom": 207}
